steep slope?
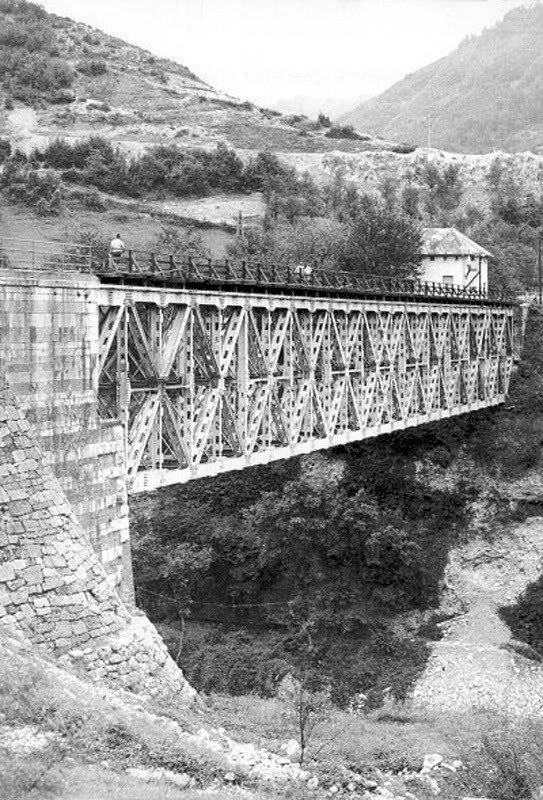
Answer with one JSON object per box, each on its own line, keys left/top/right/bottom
{"left": 0, "top": 0, "right": 413, "bottom": 253}
{"left": 0, "top": 0, "right": 396, "bottom": 156}
{"left": 342, "top": 5, "right": 543, "bottom": 154}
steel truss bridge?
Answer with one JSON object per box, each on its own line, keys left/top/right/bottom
{"left": 92, "top": 253, "right": 516, "bottom": 492}
{"left": 0, "top": 238, "right": 515, "bottom": 492}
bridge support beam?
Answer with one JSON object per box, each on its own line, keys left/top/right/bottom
{"left": 97, "top": 285, "right": 515, "bottom": 493}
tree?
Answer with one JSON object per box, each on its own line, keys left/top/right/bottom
{"left": 401, "top": 183, "right": 420, "bottom": 219}
{"left": 378, "top": 176, "right": 399, "bottom": 211}
{"left": 228, "top": 218, "right": 349, "bottom": 271}
{"left": 204, "top": 142, "right": 244, "bottom": 192}
{"left": 242, "top": 151, "right": 298, "bottom": 197}
{"left": 153, "top": 224, "right": 210, "bottom": 259}
{"left": 422, "top": 161, "right": 463, "bottom": 219}
{"left": 269, "top": 218, "right": 348, "bottom": 269}
{"left": 279, "top": 673, "right": 332, "bottom": 765}
{"left": 343, "top": 194, "right": 422, "bottom": 278}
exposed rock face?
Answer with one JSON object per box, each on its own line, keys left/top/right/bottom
{"left": 412, "top": 519, "right": 543, "bottom": 715}
{"left": 0, "top": 376, "right": 194, "bottom": 701}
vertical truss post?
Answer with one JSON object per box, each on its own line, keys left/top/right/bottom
{"left": 237, "top": 305, "right": 249, "bottom": 455}
{"left": 148, "top": 305, "right": 163, "bottom": 470}
{"left": 117, "top": 304, "right": 130, "bottom": 469}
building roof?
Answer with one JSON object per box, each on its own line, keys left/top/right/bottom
{"left": 421, "top": 228, "right": 492, "bottom": 258}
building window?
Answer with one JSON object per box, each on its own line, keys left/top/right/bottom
{"left": 443, "top": 275, "right": 454, "bottom": 285}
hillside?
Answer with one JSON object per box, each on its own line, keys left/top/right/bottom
{"left": 0, "top": 0, "right": 413, "bottom": 254}
{"left": 0, "top": 0, "right": 398, "bottom": 158}
{"left": 342, "top": 5, "right": 543, "bottom": 154}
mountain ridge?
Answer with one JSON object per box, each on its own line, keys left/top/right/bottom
{"left": 341, "top": 5, "right": 543, "bottom": 154}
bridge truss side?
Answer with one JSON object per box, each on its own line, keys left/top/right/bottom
{"left": 97, "top": 287, "right": 515, "bottom": 492}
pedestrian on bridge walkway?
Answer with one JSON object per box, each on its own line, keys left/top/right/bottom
{"left": 109, "top": 234, "right": 125, "bottom": 268}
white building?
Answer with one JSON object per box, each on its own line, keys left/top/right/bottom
{"left": 420, "top": 228, "right": 491, "bottom": 292}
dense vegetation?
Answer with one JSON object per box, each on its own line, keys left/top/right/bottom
{"left": 0, "top": 0, "right": 75, "bottom": 105}
{"left": 0, "top": 138, "right": 422, "bottom": 275}
{"left": 131, "top": 429, "right": 475, "bottom": 706}
{"left": 364, "top": 155, "right": 543, "bottom": 294}
{"left": 342, "top": 5, "right": 543, "bottom": 153}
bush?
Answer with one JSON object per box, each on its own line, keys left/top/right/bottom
{"left": 50, "top": 88, "right": 75, "bottom": 104}
{"left": 76, "top": 58, "right": 107, "bottom": 76}
{"left": 499, "top": 574, "right": 543, "bottom": 654}
{"left": 0, "top": 137, "right": 11, "bottom": 163}
{"left": 82, "top": 32, "right": 100, "bottom": 46}
{"left": 317, "top": 112, "right": 331, "bottom": 128}
{"left": 391, "top": 142, "right": 417, "bottom": 154}
{"left": 69, "top": 187, "right": 106, "bottom": 210}
{"left": 260, "top": 106, "right": 282, "bottom": 119}
{"left": 0, "top": 2, "right": 74, "bottom": 104}
{"left": 1, "top": 158, "right": 62, "bottom": 214}
{"left": 87, "top": 101, "right": 110, "bottom": 112}
{"left": 179, "top": 628, "right": 291, "bottom": 696}
{"left": 325, "top": 125, "right": 363, "bottom": 140}
{"left": 35, "top": 137, "right": 247, "bottom": 198}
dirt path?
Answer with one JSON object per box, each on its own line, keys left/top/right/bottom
{"left": 412, "top": 518, "right": 543, "bottom": 716}
{"left": 160, "top": 193, "right": 264, "bottom": 226}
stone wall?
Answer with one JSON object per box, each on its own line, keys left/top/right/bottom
{"left": 0, "top": 271, "right": 131, "bottom": 601}
{"left": 0, "top": 375, "right": 194, "bottom": 699}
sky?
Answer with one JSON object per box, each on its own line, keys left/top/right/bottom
{"left": 39, "top": 0, "right": 533, "bottom": 114}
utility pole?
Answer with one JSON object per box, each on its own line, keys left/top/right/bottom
{"left": 236, "top": 210, "right": 244, "bottom": 239}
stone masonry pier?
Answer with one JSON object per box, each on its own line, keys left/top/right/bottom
{"left": 0, "top": 270, "right": 131, "bottom": 601}
{"left": 0, "top": 374, "right": 194, "bottom": 699}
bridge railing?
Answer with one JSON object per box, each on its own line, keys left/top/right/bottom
{"left": 0, "top": 237, "right": 513, "bottom": 303}
{"left": 0, "top": 237, "right": 93, "bottom": 271}
{"left": 100, "top": 250, "right": 510, "bottom": 303}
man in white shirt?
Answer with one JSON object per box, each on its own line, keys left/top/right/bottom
{"left": 109, "top": 234, "right": 125, "bottom": 266}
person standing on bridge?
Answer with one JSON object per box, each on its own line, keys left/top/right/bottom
{"left": 109, "top": 233, "right": 125, "bottom": 267}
